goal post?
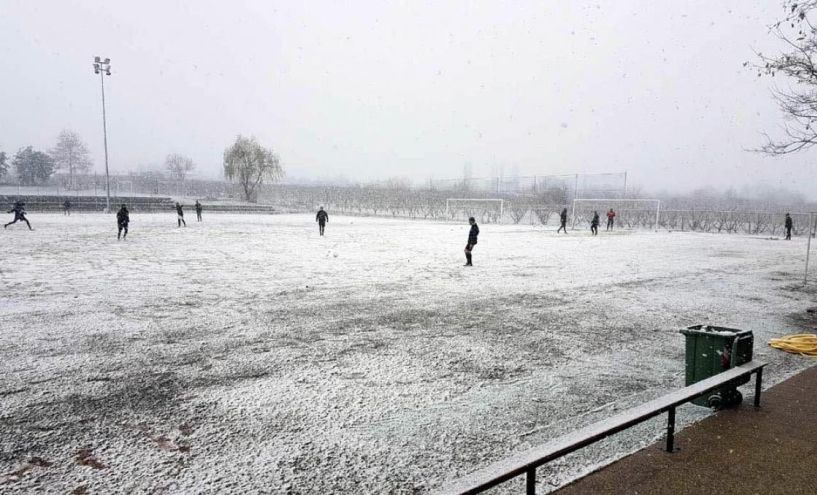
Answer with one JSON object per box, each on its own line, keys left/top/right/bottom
{"left": 571, "top": 198, "right": 661, "bottom": 231}
{"left": 806, "top": 212, "right": 817, "bottom": 285}
{"left": 445, "top": 198, "right": 504, "bottom": 221}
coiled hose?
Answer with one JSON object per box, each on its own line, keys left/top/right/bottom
{"left": 769, "top": 334, "right": 817, "bottom": 356}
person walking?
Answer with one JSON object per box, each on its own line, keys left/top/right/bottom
{"left": 464, "top": 216, "right": 479, "bottom": 266}
{"left": 316, "top": 206, "right": 329, "bottom": 236}
{"left": 63, "top": 199, "right": 71, "bottom": 216}
{"left": 175, "top": 202, "right": 186, "bottom": 227}
{"left": 785, "top": 213, "right": 793, "bottom": 240}
{"left": 591, "top": 211, "right": 600, "bottom": 236}
{"left": 556, "top": 208, "right": 568, "bottom": 234}
{"left": 606, "top": 208, "right": 616, "bottom": 231}
{"left": 4, "top": 201, "right": 32, "bottom": 230}
{"left": 117, "top": 204, "right": 129, "bottom": 240}
{"left": 195, "top": 200, "right": 203, "bottom": 222}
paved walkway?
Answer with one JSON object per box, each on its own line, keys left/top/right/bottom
{"left": 555, "top": 363, "right": 817, "bottom": 495}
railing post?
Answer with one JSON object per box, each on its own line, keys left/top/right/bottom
{"left": 666, "top": 407, "right": 676, "bottom": 453}
{"left": 754, "top": 368, "right": 763, "bottom": 407}
{"left": 526, "top": 467, "right": 536, "bottom": 495}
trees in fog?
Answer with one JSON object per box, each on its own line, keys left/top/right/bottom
{"left": 13, "top": 146, "right": 54, "bottom": 185}
{"left": 753, "top": 1, "right": 817, "bottom": 154}
{"left": 223, "top": 136, "right": 284, "bottom": 202}
{"left": 165, "top": 153, "right": 196, "bottom": 182}
{"left": 49, "top": 130, "right": 92, "bottom": 189}
{"left": 0, "top": 151, "right": 7, "bottom": 179}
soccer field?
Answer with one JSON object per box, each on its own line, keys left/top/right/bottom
{"left": 1, "top": 213, "right": 814, "bottom": 494}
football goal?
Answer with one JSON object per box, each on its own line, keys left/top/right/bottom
{"left": 571, "top": 198, "right": 661, "bottom": 231}
{"left": 445, "top": 198, "right": 504, "bottom": 222}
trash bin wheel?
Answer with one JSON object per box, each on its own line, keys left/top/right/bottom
{"left": 728, "top": 390, "right": 743, "bottom": 407}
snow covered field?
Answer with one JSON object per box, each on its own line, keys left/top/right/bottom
{"left": 1, "top": 213, "right": 815, "bottom": 494}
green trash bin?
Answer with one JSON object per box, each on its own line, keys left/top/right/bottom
{"left": 679, "top": 325, "right": 753, "bottom": 408}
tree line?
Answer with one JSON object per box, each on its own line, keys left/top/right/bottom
{"left": 0, "top": 130, "right": 93, "bottom": 187}
{"left": 1, "top": 133, "right": 284, "bottom": 202}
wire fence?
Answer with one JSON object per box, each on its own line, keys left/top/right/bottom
{"left": 428, "top": 172, "right": 627, "bottom": 199}
{"left": 2, "top": 176, "right": 814, "bottom": 236}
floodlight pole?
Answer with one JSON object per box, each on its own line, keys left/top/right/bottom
{"left": 623, "top": 170, "right": 628, "bottom": 198}
{"left": 93, "top": 56, "right": 112, "bottom": 212}
{"left": 806, "top": 212, "right": 816, "bottom": 285}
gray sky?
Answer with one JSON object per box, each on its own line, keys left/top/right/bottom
{"left": 0, "top": 1, "right": 813, "bottom": 197}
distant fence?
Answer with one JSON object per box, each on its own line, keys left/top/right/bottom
{"left": 428, "top": 172, "right": 627, "bottom": 199}
{"left": 0, "top": 194, "right": 278, "bottom": 215}
{"left": 3, "top": 178, "right": 812, "bottom": 235}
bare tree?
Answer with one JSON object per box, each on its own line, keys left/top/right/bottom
{"left": 165, "top": 153, "right": 196, "bottom": 182}
{"left": 50, "top": 130, "right": 92, "bottom": 189}
{"left": 752, "top": 1, "right": 817, "bottom": 154}
{"left": 223, "top": 135, "right": 284, "bottom": 202}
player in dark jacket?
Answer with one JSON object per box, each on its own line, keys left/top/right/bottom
{"left": 195, "top": 200, "right": 203, "bottom": 222}
{"left": 175, "top": 202, "right": 186, "bottom": 227}
{"left": 591, "top": 211, "right": 600, "bottom": 236}
{"left": 4, "top": 201, "right": 32, "bottom": 230}
{"left": 464, "top": 217, "right": 479, "bottom": 266}
{"left": 606, "top": 209, "right": 616, "bottom": 231}
{"left": 556, "top": 208, "right": 568, "bottom": 234}
{"left": 785, "top": 213, "right": 793, "bottom": 240}
{"left": 316, "top": 206, "right": 329, "bottom": 236}
{"left": 117, "top": 204, "right": 129, "bottom": 240}
{"left": 63, "top": 199, "right": 71, "bottom": 216}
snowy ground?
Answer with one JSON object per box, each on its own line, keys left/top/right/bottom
{"left": 1, "top": 213, "right": 815, "bottom": 494}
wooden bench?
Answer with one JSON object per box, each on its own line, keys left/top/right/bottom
{"left": 435, "top": 361, "right": 767, "bottom": 495}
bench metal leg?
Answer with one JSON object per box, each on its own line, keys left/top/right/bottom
{"left": 754, "top": 368, "right": 763, "bottom": 407}
{"left": 526, "top": 467, "right": 536, "bottom": 495}
{"left": 666, "top": 407, "right": 676, "bottom": 453}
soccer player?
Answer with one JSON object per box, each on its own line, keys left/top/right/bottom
{"left": 785, "top": 213, "right": 793, "bottom": 240}
{"left": 316, "top": 206, "right": 329, "bottom": 236}
{"left": 175, "top": 202, "right": 186, "bottom": 227}
{"left": 195, "top": 200, "right": 203, "bottom": 222}
{"left": 556, "top": 208, "right": 568, "bottom": 234}
{"left": 117, "top": 204, "right": 129, "bottom": 240}
{"left": 606, "top": 208, "right": 616, "bottom": 231}
{"left": 464, "top": 216, "right": 479, "bottom": 266}
{"left": 591, "top": 211, "right": 600, "bottom": 236}
{"left": 63, "top": 199, "right": 71, "bottom": 215}
{"left": 4, "top": 201, "right": 32, "bottom": 230}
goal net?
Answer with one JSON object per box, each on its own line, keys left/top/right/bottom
{"left": 445, "top": 198, "right": 504, "bottom": 223}
{"left": 571, "top": 198, "right": 661, "bottom": 231}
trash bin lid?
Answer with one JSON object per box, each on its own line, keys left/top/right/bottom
{"left": 679, "top": 325, "right": 753, "bottom": 338}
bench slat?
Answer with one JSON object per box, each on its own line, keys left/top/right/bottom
{"left": 436, "top": 361, "right": 766, "bottom": 495}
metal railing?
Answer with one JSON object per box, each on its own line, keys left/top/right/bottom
{"left": 434, "top": 362, "right": 766, "bottom": 495}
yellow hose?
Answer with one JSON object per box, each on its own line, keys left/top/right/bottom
{"left": 769, "top": 334, "right": 817, "bottom": 357}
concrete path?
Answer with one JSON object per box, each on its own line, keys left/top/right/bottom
{"left": 555, "top": 363, "right": 817, "bottom": 495}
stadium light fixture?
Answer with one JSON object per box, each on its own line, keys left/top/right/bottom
{"left": 92, "top": 56, "right": 113, "bottom": 212}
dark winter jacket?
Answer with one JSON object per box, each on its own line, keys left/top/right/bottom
{"left": 316, "top": 210, "right": 329, "bottom": 223}
{"left": 9, "top": 203, "right": 25, "bottom": 216}
{"left": 117, "top": 207, "right": 129, "bottom": 225}
{"left": 591, "top": 213, "right": 600, "bottom": 227}
{"left": 176, "top": 204, "right": 184, "bottom": 216}
{"left": 785, "top": 216, "right": 793, "bottom": 229}
{"left": 468, "top": 223, "right": 479, "bottom": 245}
{"left": 195, "top": 202, "right": 202, "bottom": 213}
{"left": 560, "top": 210, "right": 567, "bottom": 223}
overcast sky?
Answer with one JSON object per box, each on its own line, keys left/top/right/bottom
{"left": 0, "top": 1, "right": 813, "bottom": 197}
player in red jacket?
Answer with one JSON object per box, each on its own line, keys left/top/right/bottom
{"left": 606, "top": 208, "right": 616, "bottom": 231}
